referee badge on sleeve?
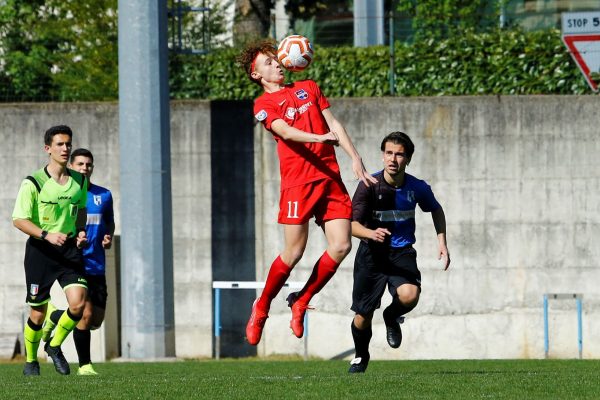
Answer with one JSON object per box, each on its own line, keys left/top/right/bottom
{"left": 30, "top": 284, "right": 39, "bottom": 296}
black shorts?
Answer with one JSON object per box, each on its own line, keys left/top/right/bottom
{"left": 351, "top": 241, "right": 421, "bottom": 316}
{"left": 85, "top": 274, "right": 108, "bottom": 309}
{"left": 24, "top": 237, "right": 87, "bottom": 306}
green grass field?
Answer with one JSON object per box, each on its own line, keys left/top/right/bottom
{"left": 1, "top": 358, "right": 598, "bottom": 399}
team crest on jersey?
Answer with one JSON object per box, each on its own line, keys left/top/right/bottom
{"left": 255, "top": 110, "right": 267, "bottom": 121}
{"left": 406, "top": 191, "right": 415, "bottom": 203}
{"left": 295, "top": 89, "right": 308, "bottom": 100}
{"left": 285, "top": 107, "right": 296, "bottom": 119}
{"left": 93, "top": 195, "right": 102, "bottom": 206}
{"left": 30, "top": 284, "right": 39, "bottom": 296}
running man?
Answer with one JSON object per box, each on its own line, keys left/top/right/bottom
{"left": 13, "top": 125, "right": 89, "bottom": 376}
{"left": 237, "top": 40, "right": 377, "bottom": 345}
{"left": 43, "top": 148, "right": 115, "bottom": 375}
{"left": 348, "top": 132, "right": 450, "bottom": 373}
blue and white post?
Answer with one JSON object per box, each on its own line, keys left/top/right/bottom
{"left": 543, "top": 293, "right": 583, "bottom": 359}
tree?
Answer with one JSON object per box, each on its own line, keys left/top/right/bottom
{"left": 0, "top": 0, "right": 232, "bottom": 101}
{"left": 169, "top": 0, "right": 231, "bottom": 52}
{"left": 232, "top": 0, "right": 273, "bottom": 46}
{"left": 0, "top": 0, "right": 57, "bottom": 101}
{"left": 0, "top": 0, "right": 118, "bottom": 101}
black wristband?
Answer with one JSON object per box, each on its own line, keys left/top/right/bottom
{"left": 40, "top": 230, "right": 48, "bottom": 240}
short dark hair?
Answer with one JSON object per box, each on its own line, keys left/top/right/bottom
{"left": 70, "top": 148, "right": 94, "bottom": 164}
{"left": 44, "top": 125, "right": 73, "bottom": 145}
{"left": 380, "top": 131, "right": 415, "bottom": 159}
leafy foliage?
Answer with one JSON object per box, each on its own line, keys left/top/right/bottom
{"left": 0, "top": 1, "right": 594, "bottom": 101}
{"left": 170, "top": 28, "right": 591, "bottom": 99}
{"left": 397, "top": 0, "right": 504, "bottom": 41}
{"left": 391, "top": 28, "right": 588, "bottom": 95}
{"left": 0, "top": 0, "right": 224, "bottom": 102}
{"left": 0, "top": 0, "right": 118, "bottom": 101}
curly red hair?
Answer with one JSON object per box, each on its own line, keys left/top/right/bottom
{"left": 236, "top": 39, "right": 277, "bottom": 85}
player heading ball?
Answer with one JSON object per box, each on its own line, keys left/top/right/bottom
{"left": 237, "top": 39, "right": 377, "bottom": 346}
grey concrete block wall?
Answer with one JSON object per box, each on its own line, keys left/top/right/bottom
{"left": 1, "top": 96, "right": 599, "bottom": 361}
{"left": 0, "top": 103, "right": 120, "bottom": 361}
{"left": 0, "top": 101, "right": 213, "bottom": 360}
{"left": 170, "top": 101, "right": 213, "bottom": 358}
{"left": 254, "top": 96, "right": 600, "bottom": 360}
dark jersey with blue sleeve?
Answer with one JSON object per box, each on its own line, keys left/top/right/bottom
{"left": 352, "top": 171, "right": 440, "bottom": 248}
{"left": 83, "top": 183, "right": 114, "bottom": 275}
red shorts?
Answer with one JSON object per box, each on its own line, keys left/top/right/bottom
{"left": 278, "top": 178, "right": 352, "bottom": 225}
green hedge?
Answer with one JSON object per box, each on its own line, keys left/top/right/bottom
{"left": 169, "top": 28, "right": 592, "bottom": 99}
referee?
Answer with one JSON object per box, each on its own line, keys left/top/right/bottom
{"left": 13, "top": 125, "right": 89, "bottom": 376}
{"left": 348, "top": 132, "right": 450, "bottom": 373}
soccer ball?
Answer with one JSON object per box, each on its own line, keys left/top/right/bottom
{"left": 277, "top": 35, "right": 314, "bottom": 72}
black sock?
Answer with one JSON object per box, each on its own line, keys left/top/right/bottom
{"left": 50, "top": 309, "right": 64, "bottom": 324}
{"left": 27, "top": 318, "right": 43, "bottom": 331}
{"left": 385, "top": 296, "right": 416, "bottom": 321}
{"left": 351, "top": 321, "right": 372, "bottom": 361}
{"left": 73, "top": 328, "right": 91, "bottom": 366}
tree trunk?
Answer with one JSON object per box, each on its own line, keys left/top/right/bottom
{"left": 232, "top": 0, "right": 272, "bottom": 46}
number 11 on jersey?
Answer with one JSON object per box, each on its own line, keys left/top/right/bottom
{"left": 287, "top": 201, "right": 299, "bottom": 219}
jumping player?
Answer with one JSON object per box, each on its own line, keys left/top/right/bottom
{"left": 12, "top": 125, "right": 88, "bottom": 376}
{"left": 42, "top": 148, "right": 115, "bottom": 375}
{"left": 237, "top": 40, "right": 377, "bottom": 345}
{"left": 348, "top": 132, "right": 450, "bottom": 373}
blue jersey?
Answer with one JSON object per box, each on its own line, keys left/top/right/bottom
{"left": 352, "top": 172, "right": 440, "bottom": 248}
{"left": 83, "top": 183, "right": 114, "bottom": 275}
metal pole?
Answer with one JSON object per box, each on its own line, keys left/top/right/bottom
{"left": 215, "top": 288, "right": 221, "bottom": 360}
{"left": 303, "top": 313, "right": 308, "bottom": 361}
{"left": 170, "top": 0, "right": 175, "bottom": 50}
{"left": 389, "top": 11, "right": 395, "bottom": 96}
{"left": 118, "top": 0, "right": 175, "bottom": 359}
{"left": 177, "top": 0, "right": 183, "bottom": 50}
{"left": 577, "top": 298, "right": 583, "bottom": 359}
{"left": 543, "top": 294, "right": 549, "bottom": 358}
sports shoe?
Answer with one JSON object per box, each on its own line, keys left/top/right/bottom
{"left": 286, "top": 292, "right": 314, "bottom": 338}
{"left": 348, "top": 357, "right": 369, "bottom": 373}
{"left": 23, "top": 361, "right": 40, "bottom": 376}
{"left": 41, "top": 302, "right": 57, "bottom": 343}
{"left": 245, "top": 299, "right": 268, "bottom": 345}
{"left": 383, "top": 306, "right": 404, "bottom": 349}
{"left": 77, "top": 363, "right": 98, "bottom": 376}
{"left": 44, "top": 342, "right": 70, "bottom": 375}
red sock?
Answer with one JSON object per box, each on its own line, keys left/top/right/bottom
{"left": 297, "top": 251, "right": 340, "bottom": 304}
{"left": 257, "top": 256, "right": 293, "bottom": 311}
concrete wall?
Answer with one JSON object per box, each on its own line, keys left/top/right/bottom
{"left": 0, "top": 101, "right": 213, "bottom": 361}
{"left": 1, "top": 96, "right": 598, "bottom": 361}
{"left": 254, "top": 96, "right": 600, "bottom": 360}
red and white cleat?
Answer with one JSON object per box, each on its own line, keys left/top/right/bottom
{"left": 245, "top": 299, "right": 268, "bottom": 345}
{"left": 286, "top": 292, "right": 314, "bottom": 338}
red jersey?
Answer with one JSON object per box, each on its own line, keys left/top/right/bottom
{"left": 254, "top": 79, "right": 342, "bottom": 189}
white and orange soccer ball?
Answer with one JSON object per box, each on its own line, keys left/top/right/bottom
{"left": 277, "top": 35, "right": 314, "bottom": 72}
